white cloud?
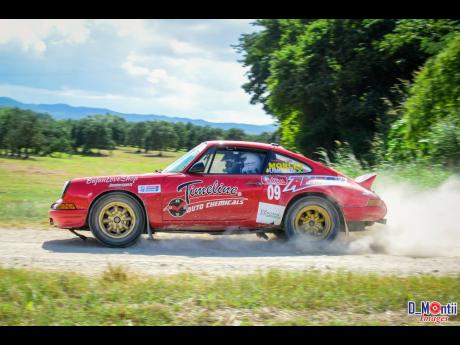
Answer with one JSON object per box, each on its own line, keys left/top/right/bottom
{"left": 123, "top": 52, "right": 246, "bottom": 91}
{"left": 170, "top": 39, "right": 207, "bottom": 55}
{"left": 0, "top": 83, "right": 141, "bottom": 103}
{"left": 122, "top": 60, "right": 170, "bottom": 86}
{"left": 96, "top": 19, "right": 169, "bottom": 49}
{"left": 111, "top": 19, "right": 147, "bottom": 38}
{"left": 0, "top": 19, "right": 90, "bottom": 53}
{"left": 119, "top": 53, "right": 270, "bottom": 123}
{"left": 0, "top": 19, "right": 273, "bottom": 125}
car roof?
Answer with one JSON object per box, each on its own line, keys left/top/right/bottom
{"left": 205, "top": 140, "right": 278, "bottom": 151}
{"left": 205, "top": 140, "right": 302, "bottom": 158}
{"left": 204, "top": 140, "right": 327, "bottom": 169}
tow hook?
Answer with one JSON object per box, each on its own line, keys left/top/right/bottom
{"left": 69, "top": 229, "right": 87, "bottom": 241}
{"left": 256, "top": 232, "right": 269, "bottom": 240}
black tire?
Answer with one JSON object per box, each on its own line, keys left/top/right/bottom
{"left": 89, "top": 192, "right": 145, "bottom": 247}
{"left": 284, "top": 196, "right": 342, "bottom": 242}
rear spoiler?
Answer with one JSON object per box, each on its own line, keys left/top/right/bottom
{"left": 355, "top": 173, "right": 377, "bottom": 190}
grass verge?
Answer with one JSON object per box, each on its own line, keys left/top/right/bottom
{"left": 1, "top": 266, "right": 459, "bottom": 325}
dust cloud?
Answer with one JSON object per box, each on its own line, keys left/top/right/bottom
{"left": 347, "top": 175, "right": 460, "bottom": 258}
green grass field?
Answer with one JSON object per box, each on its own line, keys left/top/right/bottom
{"left": 1, "top": 266, "right": 458, "bottom": 325}
{"left": 0, "top": 147, "right": 183, "bottom": 228}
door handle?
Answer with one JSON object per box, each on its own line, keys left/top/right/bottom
{"left": 246, "top": 181, "right": 262, "bottom": 186}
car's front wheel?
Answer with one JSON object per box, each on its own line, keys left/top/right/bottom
{"left": 88, "top": 192, "right": 145, "bottom": 247}
{"left": 284, "top": 196, "right": 342, "bottom": 242}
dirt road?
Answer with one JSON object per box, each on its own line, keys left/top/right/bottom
{"left": 1, "top": 227, "right": 459, "bottom": 277}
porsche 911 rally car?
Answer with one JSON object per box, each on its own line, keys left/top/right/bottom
{"left": 49, "top": 141, "right": 387, "bottom": 247}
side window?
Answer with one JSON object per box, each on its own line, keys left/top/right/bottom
{"left": 193, "top": 150, "right": 213, "bottom": 173}
{"left": 209, "top": 148, "right": 267, "bottom": 174}
{"left": 265, "top": 153, "right": 312, "bottom": 174}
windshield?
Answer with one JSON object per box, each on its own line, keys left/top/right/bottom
{"left": 162, "top": 142, "right": 208, "bottom": 173}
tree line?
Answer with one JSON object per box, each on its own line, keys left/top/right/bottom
{"left": 0, "top": 109, "right": 278, "bottom": 158}
{"left": 238, "top": 19, "right": 460, "bottom": 167}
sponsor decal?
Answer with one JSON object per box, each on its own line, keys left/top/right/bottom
{"left": 86, "top": 175, "right": 138, "bottom": 186}
{"left": 283, "top": 175, "right": 347, "bottom": 193}
{"left": 165, "top": 180, "right": 244, "bottom": 218}
{"left": 167, "top": 198, "right": 187, "bottom": 217}
{"left": 183, "top": 198, "right": 246, "bottom": 216}
{"left": 408, "top": 300, "right": 457, "bottom": 324}
{"left": 261, "top": 175, "right": 287, "bottom": 185}
{"left": 138, "top": 184, "right": 161, "bottom": 194}
{"left": 177, "top": 180, "right": 239, "bottom": 204}
{"left": 256, "top": 202, "right": 286, "bottom": 225}
{"left": 267, "top": 161, "right": 305, "bottom": 173}
{"left": 205, "top": 199, "right": 244, "bottom": 208}
{"left": 109, "top": 183, "right": 134, "bottom": 188}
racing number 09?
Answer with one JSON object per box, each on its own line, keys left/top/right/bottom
{"left": 267, "top": 184, "right": 281, "bottom": 200}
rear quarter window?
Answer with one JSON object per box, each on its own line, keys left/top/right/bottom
{"left": 265, "top": 152, "right": 312, "bottom": 174}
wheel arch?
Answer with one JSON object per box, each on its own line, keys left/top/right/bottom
{"left": 87, "top": 190, "right": 149, "bottom": 233}
{"left": 282, "top": 192, "right": 346, "bottom": 231}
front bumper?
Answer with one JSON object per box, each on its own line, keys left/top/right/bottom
{"left": 49, "top": 206, "right": 87, "bottom": 229}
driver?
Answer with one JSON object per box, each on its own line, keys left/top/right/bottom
{"left": 241, "top": 152, "right": 263, "bottom": 174}
{"left": 222, "top": 151, "right": 244, "bottom": 174}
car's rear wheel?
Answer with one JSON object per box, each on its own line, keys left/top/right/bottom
{"left": 89, "top": 192, "right": 145, "bottom": 247}
{"left": 284, "top": 196, "right": 341, "bottom": 242}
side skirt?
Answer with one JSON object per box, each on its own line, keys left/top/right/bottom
{"left": 151, "top": 228, "right": 281, "bottom": 235}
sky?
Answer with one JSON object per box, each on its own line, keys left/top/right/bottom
{"left": 0, "top": 19, "right": 273, "bottom": 125}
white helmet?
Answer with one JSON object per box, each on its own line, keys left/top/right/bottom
{"left": 241, "top": 152, "right": 263, "bottom": 174}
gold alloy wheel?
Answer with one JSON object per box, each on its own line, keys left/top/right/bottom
{"left": 98, "top": 201, "right": 137, "bottom": 238}
{"left": 294, "top": 205, "right": 332, "bottom": 240}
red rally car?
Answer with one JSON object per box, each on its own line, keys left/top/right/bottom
{"left": 49, "top": 141, "right": 387, "bottom": 247}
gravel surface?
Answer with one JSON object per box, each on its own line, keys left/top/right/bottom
{"left": 0, "top": 227, "right": 459, "bottom": 277}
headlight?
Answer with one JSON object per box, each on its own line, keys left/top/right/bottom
{"left": 60, "top": 180, "right": 71, "bottom": 198}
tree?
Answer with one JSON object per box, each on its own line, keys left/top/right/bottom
{"left": 144, "top": 122, "right": 179, "bottom": 156}
{"left": 0, "top": 109, "right": 7, "bottom": 153}
{"left": 103, "top": 114, "right": 128, "bottom": 146}
{"left": 126, "top": 122, "right": 147, "bottom": 152}
{"left": 253, "top": 130, "right": 279, "bottom": 144}
{"left": 71, "top": 116, "right": 115, "bottom": 154}
{"left": 0, "top": 107, "right": 275, "bottom": 158}
{"left": 38, "top": 116, "right": 73, "bottom": 156}
{"left": 237, "top": 19, "right": 460, "bottom": 162}
{"left": 185, "top": 123, "right": 199, "bottom": 150}
{"left": 224, "top": 128, "right": 246, "bottom": 141}
{"left": 387, "top": 35, "right": 460, "bottom": 165}
{"left": 1, "top": 108, "right": 44, "bottom": 158}
{"left": 173, "top": 122, "right": 188, "bottom": 150}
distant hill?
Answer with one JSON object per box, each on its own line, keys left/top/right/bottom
{"left": 0, "top": 97, "right": 276, "bottom": 135}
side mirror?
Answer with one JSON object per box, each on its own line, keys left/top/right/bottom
{"left": 189, "top": 162, "right": 205, "bottom": 174}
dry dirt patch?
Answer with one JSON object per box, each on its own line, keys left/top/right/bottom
{"left": 0, "top": 228, "right": 459, "bottom": 277}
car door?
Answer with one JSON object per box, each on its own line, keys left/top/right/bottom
{"left": 161, "top": 146, "right": 267, "bottom": 227}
